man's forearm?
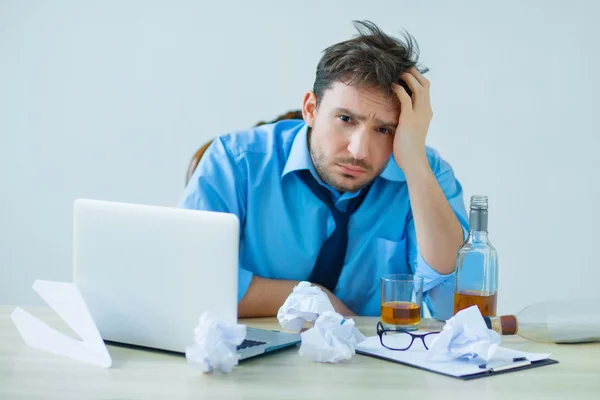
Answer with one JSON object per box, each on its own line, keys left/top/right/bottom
{"left": 403, "top": 155, "right": 464, "bottom": 275}
{"left": 238, "top": 276, "right": 299, "bottom": 318}
{"left": 238, "top": 276, "right": 355, "bottom": 318}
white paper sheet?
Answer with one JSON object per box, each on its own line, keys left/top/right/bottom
{"left": 11, "top": 280, "right": 112, "bottom": 368}
{"left": 356, "top": 335, "right": 550, "bottom": 377}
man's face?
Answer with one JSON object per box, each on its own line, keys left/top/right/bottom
{"left": 303, "top": 81, "right": 400, "bottom": 193}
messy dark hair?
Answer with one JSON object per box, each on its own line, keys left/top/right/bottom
{"left": 313, "top": 20, "right": 428, "bottom": 105}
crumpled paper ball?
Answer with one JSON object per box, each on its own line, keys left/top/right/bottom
{"left": 427, "top": 305, "right": 501, "bottom": 362}
{"left": 185, "top": 311, "right": 246, "bottom": 373}
{"left": 298, "top": 311, "right": 366, "bottom": 363}
{"left": 277, "top": 281, "right": 335, "bottom": 332}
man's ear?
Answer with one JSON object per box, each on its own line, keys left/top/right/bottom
{"left": 302, "top": 91, "right": 318, "bottom": 128}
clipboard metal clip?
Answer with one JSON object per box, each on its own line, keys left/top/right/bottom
{"left": 478, "top": 357, "right": 531, "bottom": 372}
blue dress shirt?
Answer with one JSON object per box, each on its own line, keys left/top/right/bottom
{"left": 178, "top": 119, "right": 469, "bottom": 319}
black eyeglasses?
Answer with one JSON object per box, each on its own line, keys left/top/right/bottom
{"left": 376, "top": 321, "right": 440, "bottom": 351}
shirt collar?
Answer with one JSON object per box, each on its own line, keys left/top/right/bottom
{"left": 281, "top": 123, "right": 346, "bottom": 201}
{"left": 281, "top": 122, "right": 315, "bottom": 179}
{"left": 281, "top": 121, "right": 407, "bottom": 184}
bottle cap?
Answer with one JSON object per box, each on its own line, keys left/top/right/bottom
{"left": 470, "top": 195, "right": 488, "bottom": 210}
{"left": 500, "top": 315, "right": 518, "bottom": 335}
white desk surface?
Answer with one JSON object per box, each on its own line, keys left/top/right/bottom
{"left": 1, "top": 306, "right": 599, "bottom": 399}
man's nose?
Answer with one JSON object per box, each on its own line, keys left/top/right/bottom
{"left": 346, "top": 128, "right": 369, "bottom": 160}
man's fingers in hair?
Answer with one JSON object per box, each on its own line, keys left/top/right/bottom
{"left": 401, "top": 72, "right": 423, "bottom": 96}
{"left": 392, "top": 83, "right": 413, "bottom": 112}
{"left": 409, "top": 67, "right": 430, "bottom": 89}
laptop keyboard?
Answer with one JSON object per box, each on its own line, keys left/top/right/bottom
{"left": 237, "top": 339, "right": 267, "bottom": 350}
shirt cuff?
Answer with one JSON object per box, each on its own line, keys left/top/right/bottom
{"left": 424, "top": 278, "right": 456, "bottom": 320}
{"left": 414, "top": 225, "right": 468, "bottom": 293}
{"left": 238, "top": 267, "right": 254, "bottom": 303}
{"left": 414, "top": 251, "right": 455, "bottom": 293}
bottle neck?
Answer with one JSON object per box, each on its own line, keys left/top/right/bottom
{"left": 469, "top": 231, "right": 489, "bottom": 242}
{"left": 469, "top": 208, "right": 488, "bottom": 233}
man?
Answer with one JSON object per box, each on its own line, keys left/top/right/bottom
{"left": 179, "top": 21, "right": 468, "bottom": 320}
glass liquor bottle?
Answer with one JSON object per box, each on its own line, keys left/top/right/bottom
{"left": 484, "top": 299, "right": 600, "bottom": 343}
{"left": 454, "top": 195, "right": 498, "bottom": 316}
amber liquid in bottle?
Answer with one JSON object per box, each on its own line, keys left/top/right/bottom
{"left": 454, "top": 290, "right": 498, "bottom": 317}
{"left": 381, "top": 301, "right": 421, "bottom": 326}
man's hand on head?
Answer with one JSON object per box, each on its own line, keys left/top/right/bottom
{"left": 391, "top": 67, "right": 433, "bottom": 172}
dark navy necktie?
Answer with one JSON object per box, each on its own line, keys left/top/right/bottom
{"left": 299, "top": 169, "right": 371, "bottom": 292}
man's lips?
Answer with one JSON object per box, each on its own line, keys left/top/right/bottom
{"left": 337, "top": 163, "right": 367, "bottom": 177}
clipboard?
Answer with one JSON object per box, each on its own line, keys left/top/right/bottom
{"left": 356, "top": 336, "right": 558, "bottom": 380}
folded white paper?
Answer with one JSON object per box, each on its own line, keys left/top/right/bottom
{"left": 427, "top": 305, "right": 501, "bottom": 362}
{"left": 11, "top": 280, "right": 112, "bottom": 368}
{"left": 185, "top": 311, "right": 246, "bottom": 373}
{"left": 277, "top": 281, "right": 335, "bottom": 332}
{"left": 298, "top": 311, "right": 366, "bottom": 363}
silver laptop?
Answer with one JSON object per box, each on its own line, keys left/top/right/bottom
{"left": 72, "top": 199, "right": 300, "bottom": 360}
